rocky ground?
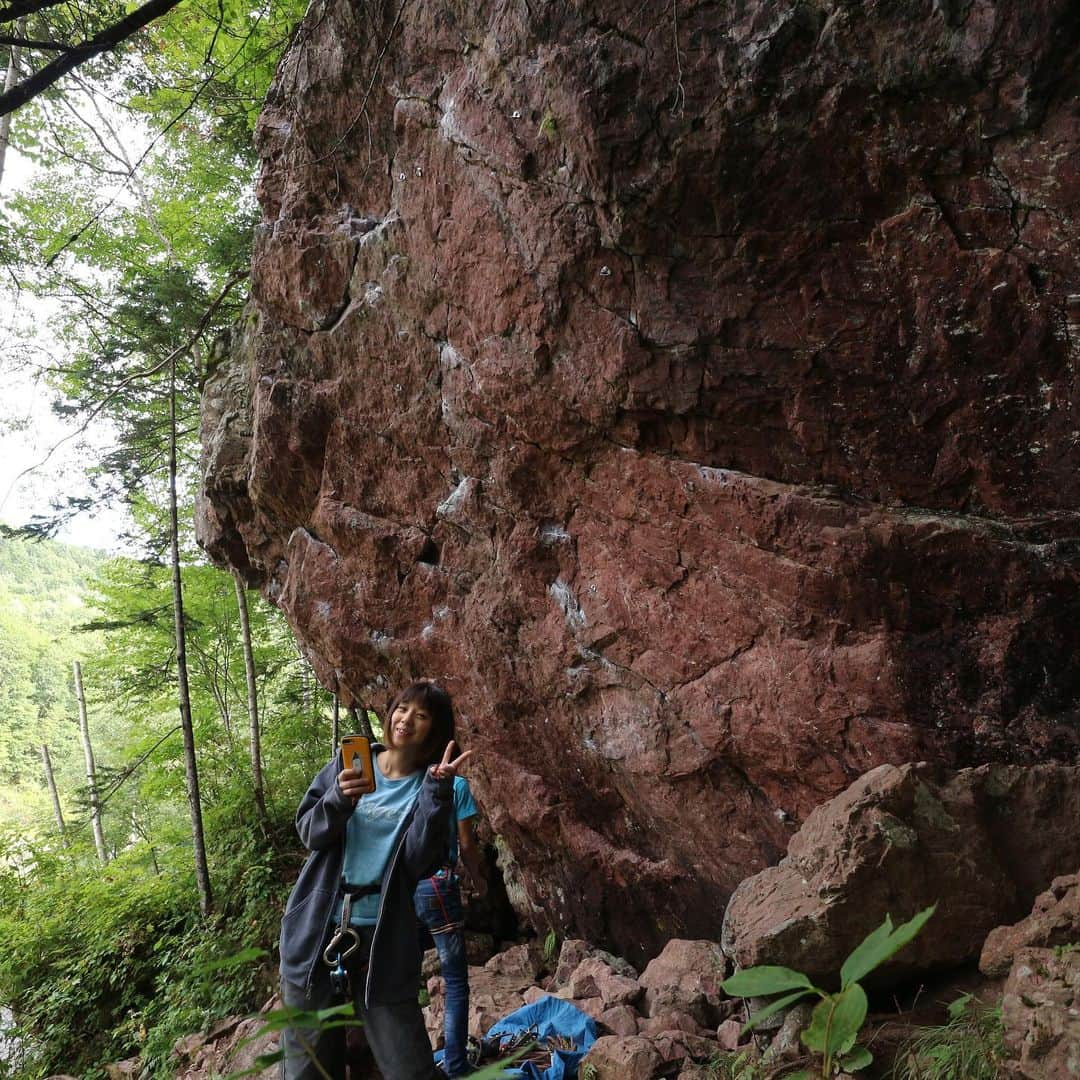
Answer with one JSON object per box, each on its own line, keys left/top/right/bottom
{"left": 89, "top": 762, "right": 1078, "bottom": 1080}
{"left": 147, "top": 884, "right": 1079, "bottom": 1080}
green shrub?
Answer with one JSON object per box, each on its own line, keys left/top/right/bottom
{"left": 0, "top": 792, "right": 296, "bottom": 1079}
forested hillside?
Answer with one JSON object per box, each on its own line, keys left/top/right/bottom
{"left": 0, "top": 536, "right": 334, "bottom": 1077}
{"left": 0, "top": 537, "right": 104, "bottom": 796}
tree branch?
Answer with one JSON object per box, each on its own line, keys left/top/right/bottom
{"left": 0, "top": 0, "right": 184, "bottom": 118}
{"left": 0, "top": 265, "right": 248, "bottom": 514}
{"left": 0, "top": 0, "right": 68, "bottom": 23}
{"left": 0, "top": 33, "right": 69, "bottom": 49}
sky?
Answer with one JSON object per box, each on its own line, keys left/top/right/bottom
{"left": 1, "top": 145, "right": 133, "bottom": 554}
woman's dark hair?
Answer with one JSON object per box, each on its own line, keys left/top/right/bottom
{"left": 385, "top": 681, "right": 455, "bottom": 766}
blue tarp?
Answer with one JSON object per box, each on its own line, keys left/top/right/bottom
{"left": 483, "top": 996, "right": 598, "bottom": 1080}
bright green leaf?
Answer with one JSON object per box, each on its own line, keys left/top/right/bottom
{"left": 801, "top": 984, "right": 868, "bottom": 1058}
{"left": 741, "top": 988, "right": 815, "bottom": 1034}
{"left": 839, "top": 904, "right": 936, "bottom": 989}
{"left": 839, "top": 915, "right": 894, "bottom": 989}
{"left": 801, "top": 994, "right": 832, "bottom": 1053}
{"left": 829, "top": 983, "right": 869, "bottom": 1057}
{"left": 947, "top": 992, "right": 974, "bottom": 1020}
{"left": 840, "top": 1044, "right": 873, "bottom": 1071}
{"left": 884, "top": 904, "right": 937, "bottom": 959}
{"left": 721, "top": 965, "right": 815, "bottom": 997}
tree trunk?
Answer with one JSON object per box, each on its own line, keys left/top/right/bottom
{"left": 299, "top": 651, "right": 313, "bottom": 713}
{"left": 40, "top": 743, "right": 66, "bottom": 841}
{"left": 73, "top": 661, "right": 107, "bottom": 863}
{"left": 332, "top": 694, "right": 340, "bottom": 754}
{"left": 0, "top": 19, "right": 25, "bottom": 188}
{"left": 348, "top": 704, "right": 375, "bottom": 742}
{"left": 169, "top": 354, "right": 212, "bottom": 916}
{"left": 233, "top": 571, "right": 269, "bottom": 832}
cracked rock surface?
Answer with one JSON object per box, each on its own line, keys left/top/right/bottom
{"left": 197, "top": 0, "right": 1080, "bottom": 961}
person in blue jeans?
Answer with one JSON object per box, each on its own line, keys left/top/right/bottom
{"left": 414, "top": 774, "right": 486, "bottom": 1077}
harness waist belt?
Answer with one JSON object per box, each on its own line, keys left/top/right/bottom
{"left": 342, "top": 881, "right": 381, "bottom": 898}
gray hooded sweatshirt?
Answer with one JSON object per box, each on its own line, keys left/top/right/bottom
{"left": 279, "top": 747, "right": 453, "bottom": 1006}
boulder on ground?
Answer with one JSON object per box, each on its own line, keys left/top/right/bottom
{"left": 1001, "top": 946, "right": 1080, "bottom": 1079}
{"left": 483, "top": 942, "right": 543, "bottom": 984}
{"left": 637, "top": 1008, "right": 711, "bottom": 1038}
{"left": 676, "top": 1067, "right": 717, "bottom": 1080}
{"left": 598, "top": 1003, "right": 640, "bottom": 1036}
{"left": 171, "top": 1012, "right": 278, "bottom": 1080}
{"left": 105, "top": 1060, "right": 140, "bottom": 1080}
{"left": 551, "top": 938, "right": 638, "bottom": 989}
{"left": 723, "top": 763, "right": 1080, "bottom": 984}
{"left": 716, "top": 1018, "right": 747, "bottom": 1051}
{"left": 648, "top": 1030, "right": 719, "bottom": 1066}
{"left": 569, "top": 995, "right": 606, "bottom": 1022}
{"left": 567, "top": 955, "right": 643, "bottom": 1007}
{"left": 981, "top": 873, "right": 1080, "bottom": 977}
{"left": 639, "top": 939, "right": 728, "bottom": 1026}
{"left": 761, "top": 1002, "right": 815, "bottom": 1065}
{"left": 580, "top": 1035, "right": 661, "bottom": 1080}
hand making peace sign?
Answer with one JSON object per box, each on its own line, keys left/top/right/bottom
{"left": 429, "top": 739, "right": 473, "bottom": 781}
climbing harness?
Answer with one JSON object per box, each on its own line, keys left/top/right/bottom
{"left": 323, "top": 883, "right": 379, "bottom": 999}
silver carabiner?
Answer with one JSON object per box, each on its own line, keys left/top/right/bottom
{"left": 323, "top": 926, "right": 361, "bottom": 965}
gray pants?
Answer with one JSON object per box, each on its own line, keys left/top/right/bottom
{"left": 280, "top": 928, "right": 439, "bottom": 1080}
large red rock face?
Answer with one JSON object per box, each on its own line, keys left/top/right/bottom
{"left": 198, "top": 0, "right": 1080, "bottom": 962}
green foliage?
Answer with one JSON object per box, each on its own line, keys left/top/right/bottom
{"left": 0, "top": 0, "right": 337, "bottom": 1075}
{"left": 705, "top": 1050, "right": 767, "bottom": 1079}
{"left": 543, "top": 928, "right": 559, "bottom": 962}
{"left": 0, "top": 535, "right": 334, "bottom": 1077}
{"left": 3, "top": 0, "right": 306, "bottom": 545}
{"left": 0, "top": 536, "right": 105, "bottom": 787}
{"left": 893, "top": 994, "right": 1006, "bottom": 1080}
{"left": 0, "top": 797, "right": 299, "bottom": 1079}
{"left": 722, "top": 906, "right": 936, "bottom": 1078}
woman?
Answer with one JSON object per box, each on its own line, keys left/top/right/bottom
{"left": 279, "top": 681, "right": 470, "bottom": 1080}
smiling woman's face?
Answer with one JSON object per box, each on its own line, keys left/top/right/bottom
{"left": 386, "top": 699, "right": 433, "bottom": 750}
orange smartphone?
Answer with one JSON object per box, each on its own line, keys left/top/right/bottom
{"left": 340, "top": 734, "right": 375, "bottom": 791}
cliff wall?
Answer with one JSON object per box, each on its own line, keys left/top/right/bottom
{"left": 198, "top": 0, "right": 1080, "bottom": 961}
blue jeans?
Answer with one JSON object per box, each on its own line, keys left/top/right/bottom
{"left": 414, "top": 873, "right": 469, "bottom": 1076}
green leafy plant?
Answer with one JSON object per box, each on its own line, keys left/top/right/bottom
{"left": 893, "top": 993, "right": 1005, "bottom": 1080}
{"left": 721, "top": 905, "right": 936, "bottom": 1078}
{"left": 543, "top": 929, "right": 559, "bottom": 962}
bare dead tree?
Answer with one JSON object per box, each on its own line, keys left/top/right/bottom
{"left": 168, "top": 351, "right": 213, "bottom": 916}
{"left": 73, "top": 660, "right": 108, "bottom": 863}
{"left": 0, "top": 16, "right": 24, "bottom": 186}
{"left": 39, "top": 743, "right": 66, "bottom": 840}
{"left": 233, "top": 571, "right": 269, "bottom": 832}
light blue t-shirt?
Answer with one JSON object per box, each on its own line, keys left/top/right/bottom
{"left": 447, "top": 776, "right": 479, "bottom": 865}
{"left": 340, "top": 754, "right": 424, "bottom": 926}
